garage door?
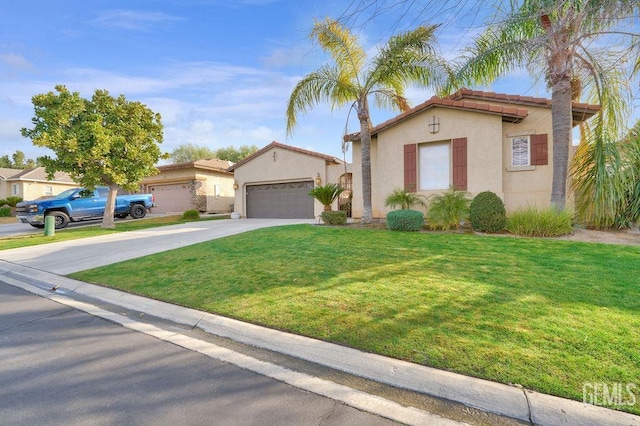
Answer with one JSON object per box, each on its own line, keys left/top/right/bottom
{"left": 150, "top": 183, "right": 191, "bottom": 213}
{"left": 246, "top": 181, "right": 314, "bottom": 219}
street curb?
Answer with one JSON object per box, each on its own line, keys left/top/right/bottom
{"left": 1, "top": 260, "right": 639, "bottom": 426}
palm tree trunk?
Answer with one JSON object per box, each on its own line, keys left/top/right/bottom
{"left": 359, "top": 112, "right": 373, "bottom": 224}
{"left": 550, "top": 77, "right": 573, "bottom": 211}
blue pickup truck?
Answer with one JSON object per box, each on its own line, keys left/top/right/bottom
{"left": 16, "top": 187, "right": 155, "bottom": 229}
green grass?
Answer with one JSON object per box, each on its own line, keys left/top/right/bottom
{"left": 69, "top": 225, "right": 640, "bottom": 413}
{"left": 0, "top": 215, "right": 229, "bottom": 250}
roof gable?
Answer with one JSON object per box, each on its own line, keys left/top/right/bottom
{"left": 0, "top": 167, "right": 24, "bottom": 179}
{"left": 228, "top": 141, "right": 343, "bottom": 171}
{"left": 344, "top": 88, "right": 600, "bottom": 140}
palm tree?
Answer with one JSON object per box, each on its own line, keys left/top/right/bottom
{"left": 286, "top": 18, "right": 449, "bottom": 223}
{"left": 454, "top": 0, "right": 639, "bottom": 211}
{"left": 384, "top": 189, "right": 427, "bottom": 210}
{"left": 308, "top": 183, "right": 344, "bottom": 211}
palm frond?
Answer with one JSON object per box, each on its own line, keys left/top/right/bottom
{"left": 311, "top": 18, "right": 366, "bottom": 84}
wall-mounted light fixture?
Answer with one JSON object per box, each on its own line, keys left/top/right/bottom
{"left": 315, "top": 173, "right": 322, "bottom": 186}
{"left": 233, "top": 180, "right": 239, "bottom": 190}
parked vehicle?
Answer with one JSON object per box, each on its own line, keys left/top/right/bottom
{"left": 16, "top": 187, "right": 155, "bottom": 229}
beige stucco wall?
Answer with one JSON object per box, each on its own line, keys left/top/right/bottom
{"left": 232, "top": 146, "right": 343, "bottom": 218}
{"left": 351, "top": 104, "right": 564, "bottom": 219}
{"left": 14, "top": 181, "right": 78, "bottom": 201}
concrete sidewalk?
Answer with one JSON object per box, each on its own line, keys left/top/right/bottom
{"left": 1, "top": 218, "right": 638, "bottom": 425}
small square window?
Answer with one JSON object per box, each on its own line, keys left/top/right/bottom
{"left": 44, "top": 186, "right": 53, "bottom": 196}
{"left": 512, "top": 136, "right": 530, "bottom": 167}
{"left": 11, "top": 184, "right": 19, "bottom": 196}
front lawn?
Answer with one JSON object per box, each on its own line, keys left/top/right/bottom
{"left": 70, "top": 225, "right": 640, "bottom": 414}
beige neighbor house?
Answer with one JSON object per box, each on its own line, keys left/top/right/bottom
{"left": 139, "top": 159, "right": 234, "bottom": 214}
{"left": 229, "top": 141, "right": 352, "bottom": 219}
{"left": 346, "top": 88, "right": 600, "bottom": 219}
{"left": 0, "top": 167, "right": 76, "bottom": 201}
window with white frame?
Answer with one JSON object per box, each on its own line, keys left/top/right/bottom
{"left": 44, "top": 186, "right": 53, "bottom": 196}
{"left": 419, "top": 142, "right": 450, "bottom": 190}
{"left": 11, "top": 184, "right": 19, "bottom": 196}
{"left": 511, "top": 136, "right": 530, "bottom": 166}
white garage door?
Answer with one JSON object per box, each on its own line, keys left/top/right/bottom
{"left": 246, "top": 181, "right": 314, "bottom": 219}
{"left": 150, "top": 183, "right": 191, "bottom": 213}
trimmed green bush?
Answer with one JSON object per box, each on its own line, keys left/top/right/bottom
{"left": 320, "top": 210, "right": 347, "bottom": 225}
{"left": 507, "top": 207, "right": 573, "bottom": 237}
{"left": 469, "top": 191, "right": 507, "bottom": 233}
{"left": 0, "top": 205, "right": 11, "bottom": 217}
{"left": 5, "top": 196, "right": 22, "bottom": 207}
{"left": 182, "top": 209, "right": 200, "bottom": 220}
{"left": 386, "top": 209, "right": 424, "bottom": 231}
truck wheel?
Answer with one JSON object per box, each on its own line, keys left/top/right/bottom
{"left": 129, "top": 204, "right": 147, "bottom": 219}
{"left": 47, "top": 211, "right": 70, "bottom": 229}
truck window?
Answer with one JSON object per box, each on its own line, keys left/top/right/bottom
{"left": 96, "top": 187, "right": 109, "bottom": 198}
{"left": 79, "top": 189, "right": 94, "bottom": 198}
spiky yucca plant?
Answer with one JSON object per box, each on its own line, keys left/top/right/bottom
{"left": 384, "top": 189, "right": 427, "bottom": 210}
{"left": 308, "top": 184, "right": 344, "bottom": 211}
{"left": 427, "top": 188, "right": 471, "bottom": 230}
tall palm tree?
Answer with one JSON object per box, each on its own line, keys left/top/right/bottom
{"left": 454, "top": 0, "right": 639, "bottom": 211}
{"left": 286, "top": 18, "right": 449, "bottom": 223}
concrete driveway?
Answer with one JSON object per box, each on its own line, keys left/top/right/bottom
{"left": 0, "top": 218, "right": 314, "bottom": 275}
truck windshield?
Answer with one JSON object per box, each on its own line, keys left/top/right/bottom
{"left": 54, "top": 188, "right": 81, "bottom": 199}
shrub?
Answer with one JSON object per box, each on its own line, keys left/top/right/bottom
{"left": 469, "top": 191, "right": 507, "bottom": 233}
{"left": 0, "top": 205, "right": 11, "bottom": 217}
{"left": 0, "top": 199, "right": 6, "bottom": 207}
{"left": 320, "top": 210, "right": 347, "bottom": 225}
{"left": 384, "top": 189, "right": 427, "bottom": 210}
{"left": 386, "top": 209, "right": 424, "bottom": 231}
{"left": 507, "top": 207, "right": 573, "bottom": 237}
{"left": 5, "top": 196, "right": 22, "bottom": 207}
{"left": 308, "top": 183, "right": 344, "bottom": 210}
{"left": 427, "top": 188, "right": 470, "bottom": 230}
{"left": 182, "top": 209, "right": 200, "bottom": 220}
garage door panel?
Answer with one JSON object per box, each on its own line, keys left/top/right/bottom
{"left": 247, "top": 181, "right": 313, "bottom": 219}
{"left": 150, "top": 183, "right": 191, "bottom": 213}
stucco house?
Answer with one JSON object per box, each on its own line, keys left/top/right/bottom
{"left": 346, "top": 89, "right": 600, "bottom": 219}
{"left": 0, "top": 167, "right": 76, "bottom": 201}
{"left": 139, "top": 158, "right": 234, "bottom": 214}
{"left": 229, "top": 141, "right": 351, "bottom": 219}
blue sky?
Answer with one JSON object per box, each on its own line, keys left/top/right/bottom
{"left": 1, "top": 0, "right": 637, "bottom": 164}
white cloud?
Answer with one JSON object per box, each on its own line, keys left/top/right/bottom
{"left": 0, "top": 53, "right": 34, "bottom": 75}
{"left": 94, "top": 10, "right": 184, "bottom": 31}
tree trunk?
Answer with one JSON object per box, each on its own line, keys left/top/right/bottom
{"left": 102, "top": 185, "right": 118, "bottom": 229}
{"left": 359, "top": 109, "right": 373, "bottom": 224}
{"left": 550, "top": 77, "right": 573, "bottom": 211}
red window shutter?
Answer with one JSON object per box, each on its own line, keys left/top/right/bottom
{"left": 452, "top": 137, "right": 467, "bottom": 190}
{"left": 404, "top": 144, "right": 417, "bottom": 192}
{"left": 531, "top": 134, "right": 548, "bottom": 165}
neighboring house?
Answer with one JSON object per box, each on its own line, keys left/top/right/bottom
{"left": 139, "top": 159, "right": 234, "bottom": 214}
{"left": 229, "top": 141, "right": 351, "bottom": 219}
{"left": 1, "top": 167, "right": 76, "bottom": 201}
{"left": 346, "top": 88, "right": 600, "bottom": 219}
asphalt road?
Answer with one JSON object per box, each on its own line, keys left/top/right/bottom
{"left": 0, "top": 282, "right": 398, "bottom": 425}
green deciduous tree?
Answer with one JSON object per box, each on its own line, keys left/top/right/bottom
{"left": 169, "top": 143, "right": 258, "bottom": 164}
{"left": 214, "top": 144, "right": 258, "bottom": 163}
{"left": 169, "top": 143, "right": 217, "bottom": 163}
{"left": 0, "top": 151, "right": 37, "bottom": 169}
{"left": 454, "top": 0, "right": 639, "bottom": 211}
{"left": 286, "top": 18, "right": 449, "bottom": 223}
{"left": 21, "top": 85, "right": 164, "bottom": 229}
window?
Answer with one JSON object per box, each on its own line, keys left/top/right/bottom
{"left": 419, "top": 142, "right": 450, "bottom": 190}
{"left": 511, "top": 136, "right": 530, "bottom": 166}
{"left": 44, "top": 186, "right": 53, "bottom": 196}
{"left": 11, "top": 184, "right": 19, "bottom": 196}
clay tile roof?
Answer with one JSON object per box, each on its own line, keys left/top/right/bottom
{"left": 344, "top": 88, "right": 599, "bottom": 139}
{"left": 157, "top": 158, "right": 234, "bottom": 174}
{"left": 227, "top": 141, "right": 343, "bottom": 172}
{"left": 7, "top": 167, "right": 75, "bottom": 183}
